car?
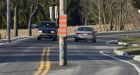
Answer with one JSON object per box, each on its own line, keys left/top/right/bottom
{"left": 37, "top": 21, "right": 58, "bottom": 41}
{"left": 74, "top": 26, "right": 97, "bottom": 43}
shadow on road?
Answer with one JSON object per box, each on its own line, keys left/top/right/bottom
{"left": 0, "top": 38, "right": 131, "bottom": 64}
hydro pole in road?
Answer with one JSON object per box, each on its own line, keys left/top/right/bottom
{"left": 7, "top": 0, "right": 11, "bottom": 42}
{"left": 59, "top": 0, "right": 67, "bottom": 66}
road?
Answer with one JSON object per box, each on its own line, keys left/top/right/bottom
{"left": 0, "top": 32, "right": 140, "bottom": 75}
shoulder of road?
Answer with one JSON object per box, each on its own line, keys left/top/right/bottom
{"left": 0, "top": 36, "right": 34, "bottom": 46}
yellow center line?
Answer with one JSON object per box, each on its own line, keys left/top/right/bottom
{"left": 34, "top": 47, "right": 51, "bottom": 75}
{"left": 34, "top": 48, "right": 46, "bottom": 75}
{"left": 41, "top": 47, "right": 51, "bottom": 75}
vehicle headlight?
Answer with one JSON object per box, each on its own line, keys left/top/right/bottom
{"left": 38, "top": 30, "right": 42, "bottom": 33}
{"left": 51, "top": 31, "right": 55, "bottom": 33}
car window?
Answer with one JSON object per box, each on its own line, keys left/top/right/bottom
{"left": 77, "top": 27, "right": 93, "bottom": 31}
{"left": 38, "top": 22, "right": 56, "bottom": 28}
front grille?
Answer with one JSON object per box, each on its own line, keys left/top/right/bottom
{"left": 42, "top": 31, "right": 51, "bottom": 33}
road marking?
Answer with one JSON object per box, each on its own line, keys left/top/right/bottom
{"left": 34, "top": 48, "right": 46, "bottom": 75}
{"left": 34, "top": 47, "right": 51, "bottom": 75}
{"left": 41, "top": 47, "right": 51, "bottom": 75}
{"left": 100, "top": 51, "right": 140, "bottom": 75}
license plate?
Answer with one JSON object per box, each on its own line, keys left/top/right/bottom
{"left": 83, "top": 34, "right": 88, "bottom": 35}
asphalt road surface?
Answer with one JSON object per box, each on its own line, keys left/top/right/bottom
{"left": 0, "top": 32, "right": 140, "bottom": 75}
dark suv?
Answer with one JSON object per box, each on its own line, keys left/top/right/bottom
{"left": 37, "top": 21, "right": 58, "bottom": 41}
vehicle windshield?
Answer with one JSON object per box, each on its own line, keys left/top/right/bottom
{"left": 38, "top": 22, "right": 56, "bottom": 28}
{"left": 77, "top": 27, "right": 93, "bottom": 31}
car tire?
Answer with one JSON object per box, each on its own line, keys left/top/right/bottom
{"left": 37, "top": 37, "right": 41, "bottom": 40}
{"left": 92, "top": 39, "right": 96, "bottom": 43}
{"left": 75, "top": 38, "right": 79, "bottom": 42}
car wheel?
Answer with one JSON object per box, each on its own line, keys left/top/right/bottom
{"left": 75, "top": 38, "right": 79, "bottom": 42}
{"left": 53, "top": 37, "right": 57, "bottom": 41}
{"left": 37, "top": 37, "right": 41, "bottom": 40}
{"left": 92, "top": 39, "right": 96, "bottom": 43}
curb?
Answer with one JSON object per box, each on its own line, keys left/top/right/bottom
{"left": 0, "top": 43, "right": 9, "bottom": 45}
{"left": 114, "top": 48, "right": 134, "bottom": 58}
{"left": 106, "top": 40, "right": 140, "bottom": 46}
{"left": 106, "top": 40, "right": 118, "bottom": 46}
{"left": 118, "top": 42, "right": 140, "bottom": 46}
{"left": 106, "top": 40, "right": 130, "bottom": 46}
{"left": 133, "top": 55, "right": 140, "bottom": 62}
{"left": 118, "top": 42, "right": 129, "bottom": 46}
{"left": 106, "top": 39, "right": 140, "bottom": 62}
{"left": 114, "top": 48, "right": 140, "bottom": 62}
{"left": 0, "top": 36, "right": 33, "bottom": 46}
{"left": 0, "top": 36, "right": 34, "bottom": 41}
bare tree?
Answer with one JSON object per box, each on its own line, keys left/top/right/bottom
{"left": 11, "top": 0, "right": 20, "bottom": 37}
{"left": 79, "top": 0, "right": 92, "bottom": 25}
{"left": 79, "top": 0, "right": 138, "bottom": 31}
{"left": 28, "top": 0, "right": 39, "bottom": 36}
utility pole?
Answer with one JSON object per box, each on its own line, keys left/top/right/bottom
{"left": 59, "top": 0, "right": 67, "bottom": 66}
{"left": 7, "top": 0, "right": 11, "bottom": 42}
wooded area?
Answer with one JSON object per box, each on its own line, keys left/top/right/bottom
{"left": 0, "top": 0, "right": 139, "bottom": 31}
{"left": 79, "top": 0, "right": 140, "bottom": 31}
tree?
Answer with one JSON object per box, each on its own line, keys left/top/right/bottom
{"left": 79, "top": 0, "right": 91, "bottom": 25}
{"left": 0, "top": 0, "right": 138, "bottom": 32}
{"left": 0, "top": 0, "right": 6, "bottom": 29}
{"left": 27, "top": 0, "right": 39, "bottom": 36}
{"left": 131, "top": 0, "right": 140, "bottom": 9}
{"left": 67, "top": 0, "right": 81, "bottom": 25}
{"left": 11, "top": 0, "right": 20, "bottom": 36}
{"left": 78, "top": 0, "right": 136, "bottom": 31}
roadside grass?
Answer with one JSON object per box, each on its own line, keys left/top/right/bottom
{"left": 118, "top": 46, "right": 140, "bottom": 55}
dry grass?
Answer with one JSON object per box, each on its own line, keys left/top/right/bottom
{"left": 0, "top": 24, "right": 138, "bottom": 39}
{"left": 0, "top": 29, "right": 38, "bottom": 39}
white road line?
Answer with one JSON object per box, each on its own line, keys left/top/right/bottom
{"left": 100, "top": 51, "right": 140, "bottom": 75}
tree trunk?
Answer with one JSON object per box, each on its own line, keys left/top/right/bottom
{"left": 28, "top": 4, "right": 38, "bottom": 36}
{"left": 14, "top": 4, "right": 18, "bottom": 37}
{"left": 28, "top": 14, "right": 32, "bottom": 36}
{"left": 99, "top": 0, "right": 102, "bottom": 32}
{"left": 85, "top": 17, "right": 88, "bottom": 25}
